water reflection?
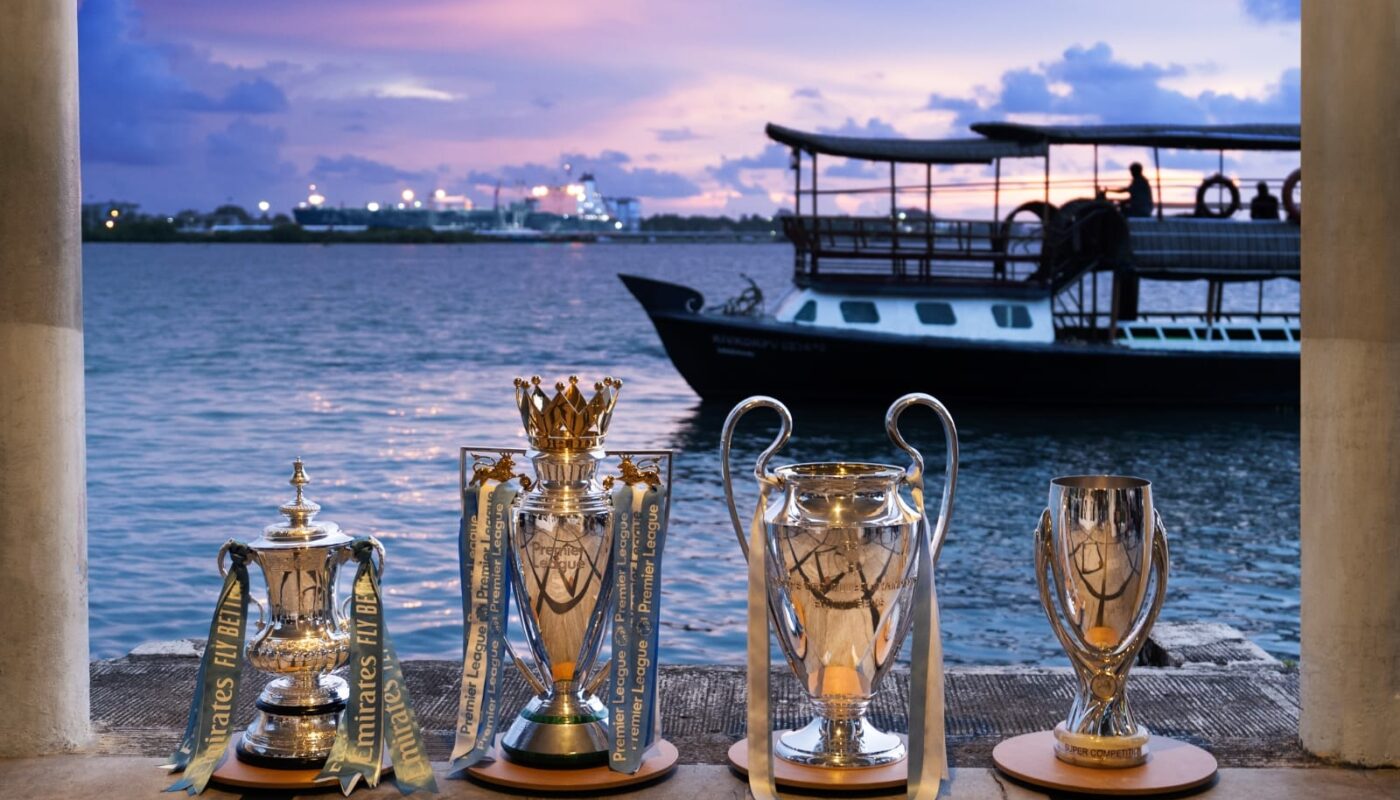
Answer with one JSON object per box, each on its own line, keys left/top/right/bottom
{"left": 83, "top": 243, "right": 1298, "bottom": 664}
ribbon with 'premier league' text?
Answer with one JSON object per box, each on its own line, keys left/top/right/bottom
{"left": 607, "top": 478, "right": 669, "bottom": 773}
{"left": 450, "top": 479, "right": 518, "bottom": 772}
{"left": 165, "top": 540, "right": 253, "bottom": 795}
{"left": 317, "top": 538, "right": 438, "bottom": 795}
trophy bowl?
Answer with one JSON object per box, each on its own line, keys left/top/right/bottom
{"left": 1036, "top": 475, "right": 1170, "bottom": 768}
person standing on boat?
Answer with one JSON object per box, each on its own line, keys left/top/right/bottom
{"left": 1107, "top": 162, "right": 1155, "bottom": 218}
{"left": 1250, "top": 181, "right": 1281, "bottom": 220}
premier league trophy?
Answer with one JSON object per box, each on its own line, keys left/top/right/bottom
{"left": 1036, "top": 476, "right": 1168, "bottom": 768}
{"left": 452, "top": 376, "right": 677, "bottom": 791}
{"left": 721, "top": 394, "right": 956, "bottom": 796}
{"left": 165, "top": 461, "right": 435, "bottom": 795}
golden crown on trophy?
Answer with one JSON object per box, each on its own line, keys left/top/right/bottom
{"left": 514, "top": 375, "right": 622, "bottom": 451}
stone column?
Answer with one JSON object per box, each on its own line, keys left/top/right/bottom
{"left": 1300, "top": 0, "right": 1400, "bottom": 766}
{"left": 0, "top": 1, "right": 90, "bottom": 754}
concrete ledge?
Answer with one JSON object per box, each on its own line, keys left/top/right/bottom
{"left": 1, "top": 756, "right": 1396, "bottom": 800}
{"left": 90, "top": 658, "right": 1309, "bottom": 768}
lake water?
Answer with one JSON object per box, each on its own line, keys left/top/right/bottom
{"left": 84, "top": 243, "right": 1300, "bottom": 664}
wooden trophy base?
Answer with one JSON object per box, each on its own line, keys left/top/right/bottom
{"left": 992, "top": 731, "right": 1218, "bottom": 796}
{"left": 209, "top": 741, "right": 393, "bottom": 790}
{"left": 464, "top": 739, "right": 679, "bottom": 793}
{"left": 727, "top": 734, "right": 910, "bottom": 792}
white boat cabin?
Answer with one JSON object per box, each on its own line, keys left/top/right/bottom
{"left": 772, "top": 288, "right": 1299, "bottom": 354}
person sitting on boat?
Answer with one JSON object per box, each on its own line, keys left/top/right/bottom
{"left": 1106, "top": 162, "right": 1155, "bottom": 218}
{"left": 1250, "top": 181, "right": 1281, "bottom": 220}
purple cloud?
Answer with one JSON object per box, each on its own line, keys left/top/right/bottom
{"left": 1241, "top": 0, "right": 1300, "bottom": 23}
{"left": 928, "top": 43, "right": 1298, "bottom": 128}
{"left": 469, "top": 150, "right": 700, "bottom": 200}
{"left": 654, "top": 127, "right": 703, "bottom": 142}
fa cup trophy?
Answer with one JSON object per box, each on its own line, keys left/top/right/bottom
{"left": 1035, "top": 476, "right": 1168, "bottom": 768}
{"left": 453, "top": 376, "right": 677, "bottom": 790}
{"left": 166, "top": 461, "right": 435, "bottom": 795}
{"left": 721, "top": 394, "right": 955, "bottom": 796}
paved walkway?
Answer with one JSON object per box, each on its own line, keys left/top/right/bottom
{"left": 1, "top": 757, "right": 1396, "bottom": 799}
{"left": 1, "top": 642, "right": 1391, "bottom": 798}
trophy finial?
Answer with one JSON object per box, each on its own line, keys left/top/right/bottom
{"left": 278, "top": 458, "right": 321, "bottom": 531}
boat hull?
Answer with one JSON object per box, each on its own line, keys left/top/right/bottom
{"left": 620, "top": 275, "right": 1299, "bottom": 406}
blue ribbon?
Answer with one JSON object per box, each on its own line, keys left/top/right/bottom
{"left": 607, "top": 481, "right": 669, "bottom": 773}
{"left": 165, "top": 541, "right": 251, "bottom": 795}
{"left": 450, "top": 481, "right": 517, "bottom": 772}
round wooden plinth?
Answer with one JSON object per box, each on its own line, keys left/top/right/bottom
{"left": 992, "top": 731, "right": 1218, "bottom": 796}
{"left": 465, "top": 739, "right": 679, "bottom": 793}
{"left": 209, "top": 741, "right": 393, "bottom": 790}
{"left": 727, "top": 735, "right": 909, "bottom": 792}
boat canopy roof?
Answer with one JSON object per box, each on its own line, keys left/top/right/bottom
{"left": 972, "top": 122, "right": 1300, "bottom": 151}
{"left": 765, "top": 122, "right": 1046, "bottom": 164}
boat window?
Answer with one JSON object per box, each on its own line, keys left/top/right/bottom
{"left": 1258, "top": 328, "right": 1288, "bottom": 341}
{"left": 915, "top": 302, "right": 956, "bottom": 325}
{"left": 1209, "top": 329, "right": 1227, "bottom": 341}
{"left": 794, "top": 300, "right": 817, "bottom": 323}
{"left": 840, "top": 301, "right": 880, "bottom": 324}
{"left": 1129, "top": 327, "right": 1162, "bottom": 340}
{"left": 1226, "top": 328, "right": 1257, "bottom": 341}
{"left": 1195, "top": 328, "right": 1211, "bottom": 339}
{"left": 1162, "top": 327, "right": 1192, "bottom": 340}
{"left": 991, "top": 304, "right": 1032, "bottom": 329}
{"left": 1290, "top": 328, "right": 1302, "bottom": 340}
{"left": 1115, "top": 328, "right": 1130, "bottom": 340}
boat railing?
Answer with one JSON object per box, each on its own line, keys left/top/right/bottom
{"left": 782, "top": 214, "right": 1048, "bottom": 283}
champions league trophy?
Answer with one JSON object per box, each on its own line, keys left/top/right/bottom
{"left": 721, "top": 394, "right": 956, "bottom": 796}
{"left": 452, "top": 376, "right": 677, "bottom": 790}
{"left": 1035, "top": 476, "right": 1168, "bottom": 768}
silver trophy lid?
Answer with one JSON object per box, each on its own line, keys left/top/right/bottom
{"left": 258, "top": 459, "right": 346, "bottom": 545}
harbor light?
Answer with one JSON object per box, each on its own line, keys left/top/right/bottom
{"left": 401, "top": 189, "right": 415, "bottom": 202}
{"left": 109, "top": 208, "right": 119, "bottom": 218}
{"left": 104, "top": 219, "right": 115, "bottom": 229}
{"left": 367, "top": 202, "right": 380, "bottom": 212}
{"left": 413, "top": 200, "right": 422, "bottom": 208}
{"left": 257, "top": 200, "right": 271, "bottom": 213}
{"left": 308, "top": 193, "right": 325, "bottom": 206}
{"left": 434, "top": 188, "right": 447, "bottom": 199}
{"left": 531, "top": 185, "right": 549, "bottom": 198}
{"left": 614, "top": 221, "right": 623, "bottom": 230}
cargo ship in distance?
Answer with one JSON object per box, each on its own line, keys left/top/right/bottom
{"left": 623, "top": 120, "right": 1301, "bottom": 405}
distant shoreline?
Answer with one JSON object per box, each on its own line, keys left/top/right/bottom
{"left": 82, "top": 227, "right": 785, "bottom": 245}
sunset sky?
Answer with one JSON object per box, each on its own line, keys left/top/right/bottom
{"left": 79, "top": 0, "right": 1300, "bottom": 217}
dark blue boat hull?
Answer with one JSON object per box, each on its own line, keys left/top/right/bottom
{"left": 620, "top": 274, "right": 1299, "bottom": 406}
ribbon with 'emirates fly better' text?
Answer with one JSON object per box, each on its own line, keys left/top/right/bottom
{"left": 317, "top": 538, "right": 438, "bottom": 795}
{"left": 164, "top": 540, "right": 252, "bottom": 795}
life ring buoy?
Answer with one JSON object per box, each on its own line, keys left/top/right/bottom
{"left": 1194, "top": 173, "right": 1241, "bottom": 218}
{"left": 1282, "top": 168, "right": 1301, "bottom": 222}
{"left": 994, "top": 201, "right": 1058, "bottom": 277}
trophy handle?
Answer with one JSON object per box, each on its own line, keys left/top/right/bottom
{"left": 1034, "top": 510, "right": 1084, "bottom": 661}
{"left": 217, "top": 539, "right": 267, "bottom": 631}
{"left": 886, "top": 393, "right": 959, "bottom": 564}
{"left": 721, "top": 396, "right": 792, "bottom": 559}
{"left": 337, "top": 536, "right": 386, "bottom": 622}
{"left": 1111, "top": 511, "right": 1171, "bottom": 661}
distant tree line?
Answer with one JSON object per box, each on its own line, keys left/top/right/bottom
{"left": 81, "top": 202, "right": 787, "bottom": 243}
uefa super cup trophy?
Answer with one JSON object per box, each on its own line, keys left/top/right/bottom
{"left": 1035, "top": 476, "right": 1169, "bottom": 768}
{"left": 721, "top": 394, "right": 956, "bottom": 780}
{"left": 230, "top": 459, "right": 383, "bottom": 768}
{"left": 453, "top": 376, "right": 673, "bottom": 778}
